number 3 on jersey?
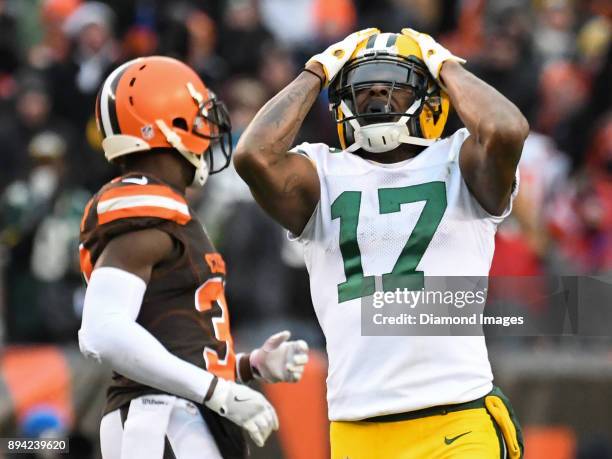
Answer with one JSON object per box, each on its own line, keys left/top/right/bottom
{"left": 195, "top": 278, "right": 236, "bottom": 380}
{"left": 332, "top": 182, "right": 447, "bottom": 302}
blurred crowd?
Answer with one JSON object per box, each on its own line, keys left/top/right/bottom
{"left": 0, "top": 0, "right": 608, "bottom": 455}
{"left": 0, "top": 0, "right": 609, "bottom": 348}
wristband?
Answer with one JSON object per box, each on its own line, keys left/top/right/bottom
{"left": 236, "top": 353, "right": 255, "bottom": 383}
{"left": 204, "top": 376, "right": 218, "bottom": 402}
{"left": 303, "top": 68, "right": 324, "bottom": 92}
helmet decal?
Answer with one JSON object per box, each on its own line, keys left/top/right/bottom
{"left": 140, "top": 124, "right": 154, "bottom": 140}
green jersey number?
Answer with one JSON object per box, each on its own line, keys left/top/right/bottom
{"left": 331, "top": 182, "right": 447, "bottom": 303}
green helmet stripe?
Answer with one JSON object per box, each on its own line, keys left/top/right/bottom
{"left": 365, "top": 34, "right": 377, "bottom": 49}
{"left": 386, "top": 33, "right": 398, "bottom": 47}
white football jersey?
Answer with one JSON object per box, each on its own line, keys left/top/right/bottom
{"left": 290, "top": 128, "right": 518, "bottom": 421}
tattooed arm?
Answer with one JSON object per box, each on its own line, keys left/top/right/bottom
{"left": 403, "top": 28, "right": 528, "bottom": 215}
{"left": 233, "top": 63, "right": 324, "bottom": 235}
{"left": 443, "top": 61, "right": 529, "bottom": 215}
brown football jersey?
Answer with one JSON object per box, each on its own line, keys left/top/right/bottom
{"left": 79, "top": 172, "right": 237, "bottom": 415}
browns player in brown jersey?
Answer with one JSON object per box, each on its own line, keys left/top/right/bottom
{"left": 78, "top": 56, "right": 309, "bottom": 459}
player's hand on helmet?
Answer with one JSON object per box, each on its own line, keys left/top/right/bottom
{"left": 401, "top": 28, "right": 466, "bottom": 83}
{"left": 307, "top": 28, "right": 380, "bottom": 86}
{"left": 205, "top": 378, "right": 278, "bottom": 447}
{"left": 250, "top": 331, "right": 309, "bottom": 383}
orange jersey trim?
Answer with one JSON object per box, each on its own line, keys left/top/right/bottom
{"left": 97, "top": 184, "right": 191, "bottom": 225}
{"left": 99, "top": 184, "right": 187, "bottom": 204}
{"left": 98, "top": 205, "right": 191, "bottom": 225}
{"left": 79, "top": 245, "right": 93, "bottom": 282}
{"left": 205, "top": 253, "right": 227, "bottom": 275}
{"left": 80, "top": 198, "right": 94, "bottom": 232}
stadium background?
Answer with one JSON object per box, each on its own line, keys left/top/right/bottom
{"left": 0, "top": 0, "right": 610, "bottom": 457}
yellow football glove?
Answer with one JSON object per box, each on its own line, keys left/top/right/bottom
{"left": 401, "top": 28, "right": 466, "bottom": 83}
{"left": 307, "top": 27, "right": 380, "bottom": 86}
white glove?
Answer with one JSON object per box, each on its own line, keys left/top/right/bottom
{"left": 205, "top": 378, "right": 278, "bottom": 447}
{"left": 401, "top": 28, "right": 466, "bottom": 82}
{"left": 250, "top": 331, "right": 309, "bottom": 383}
{"left": 307, "top": 28, "right": 380, "bottom": 86}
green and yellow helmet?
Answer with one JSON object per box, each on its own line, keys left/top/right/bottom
{"left": 328, "top": 32, "right": 450, "bottom": 153}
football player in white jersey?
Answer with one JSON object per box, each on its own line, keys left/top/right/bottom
{"left": 234, "top": 28, "right": 528, "bottom": 459}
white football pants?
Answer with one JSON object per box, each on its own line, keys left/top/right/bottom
{"left": 100, "top": 394, "right": 223, "bottom": 459}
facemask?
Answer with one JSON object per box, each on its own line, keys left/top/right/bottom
{"left": 340, "top": 99, "right": 437, "bottom": 153}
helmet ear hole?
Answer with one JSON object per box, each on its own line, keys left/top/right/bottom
{"left": 172, "top": 117, "right": 188, "bottom": 131}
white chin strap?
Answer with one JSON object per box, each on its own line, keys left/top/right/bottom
{"left": 155, "top": 119, "right": 209, "bottom": 187}
{"left": 155, "top": 82, "right": 211, "bottom": 187}
{"left": 340, "top": 99, "right": 438, "bottom": 153}
{"left": 193, "top": 156, "right": 210, "bottom": 187}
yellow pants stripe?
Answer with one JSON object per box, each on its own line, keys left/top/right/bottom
{"left": 331, "top": 407, "right": 505, "bottom": 459}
